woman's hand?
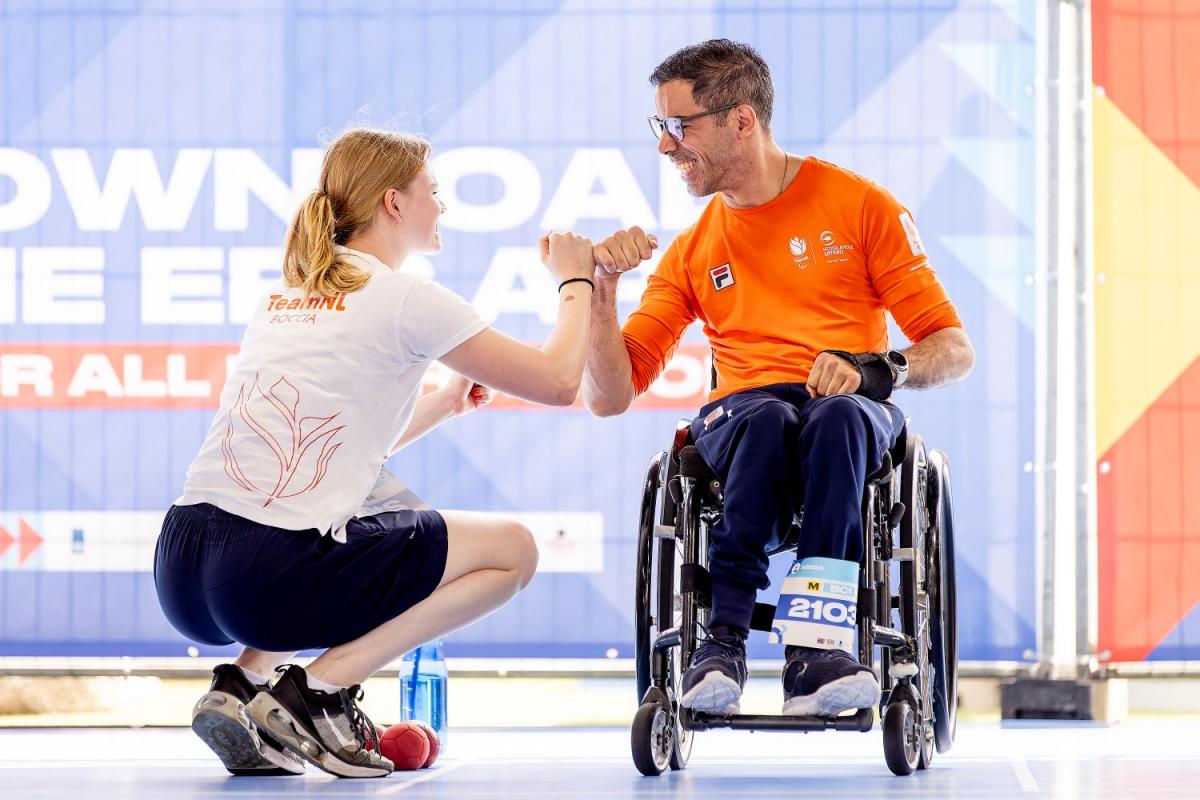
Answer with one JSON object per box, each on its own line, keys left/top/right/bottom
{"left": 443, "top": 373, "right": 494, "bottom": 416}
{"left": 539, "top": 230, "right": 596, "bottom": 282}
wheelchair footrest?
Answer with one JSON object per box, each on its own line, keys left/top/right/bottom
{"left": 685, "top": 707, "right": 873, "bottom": 733}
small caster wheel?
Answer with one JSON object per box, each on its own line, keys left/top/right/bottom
{"left": 883, "top": 696, "right": 921, "bottom": 776}
{"left": 669, "top": 712, "right": 692, "bottom": 771}
{"left": 631, "top": 702, "right": 673, "bottom": 776}
{"left": 918, "top": 718, "right": 935, "bottom": 770}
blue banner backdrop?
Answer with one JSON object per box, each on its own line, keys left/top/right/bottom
{"left": 0, "top": 0, "right": 1037, "bottom": 661}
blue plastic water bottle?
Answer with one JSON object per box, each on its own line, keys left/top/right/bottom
{"left": 399, "top": 640, "right": 448, "bottom": 743}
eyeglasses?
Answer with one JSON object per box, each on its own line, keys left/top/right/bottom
{"left": 647, "top": 103, "right": 740, "bottom": 141}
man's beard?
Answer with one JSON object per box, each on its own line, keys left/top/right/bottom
{"left": 688, "top": 145, "right": 735, "bottom": 197}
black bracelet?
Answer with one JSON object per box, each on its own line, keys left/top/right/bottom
{"left": 558, "top": 277, "right": 595, "bottom": 293}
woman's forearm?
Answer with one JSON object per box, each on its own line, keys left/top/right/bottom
{"left": 536, "top": 282, "right": 593, "bottom": 404}
{"left": 390, "top": 390, "right": 457, "bottom": 454}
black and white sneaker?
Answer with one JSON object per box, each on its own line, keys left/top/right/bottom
{"left": 679, "top": 628, "right": 747, "bottom": 715}
{"left": 190, "top": 664, "right": 305, "bottom": 776}
{"left": 781, "top": 645, "right": 880, "bottom": 717}
{"left": 246, "top": 665, "right": 393, "bottom": 779}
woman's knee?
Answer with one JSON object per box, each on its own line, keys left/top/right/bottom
{"left": 477, "top": 516, "right": 538, "bottom": 584}
{"left": 440, "top": 510, "right": 538, "bottom": 587}
{"left": 503, "top": 519, "right": 539, "bottom": 588}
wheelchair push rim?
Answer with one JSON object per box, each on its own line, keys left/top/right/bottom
{"left": 634, "top": 451, "right": 662, "bottom": 703}
{"left": 927, "top": 448, "right": 959, "bottom": 753}
{"left": 632, "top": 448, "right": 693, "bottom": 773}
{"left": 897, "top": 433, "right": 936, "bottom": 764}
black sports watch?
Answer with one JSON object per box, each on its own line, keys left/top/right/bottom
{"left": 884, "top": 349, "right": 909, "bottom": 389}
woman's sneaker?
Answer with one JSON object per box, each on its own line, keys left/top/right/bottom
{"left": 679, "top": 628, "right": 747, "bottom": 715}
{"left": 246, "top": 665, "right": 393, "bottom": 778}
{"left": 781, "top": 645, "right": 880, "bottom": 717}
{"left": 190, "top": 664, "right": 305, "bottom": 776}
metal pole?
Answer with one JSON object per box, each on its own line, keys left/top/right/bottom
{"left": 1037, "top": 0, "right": 1062, "bottom": 679}
{"left": 1072, "top": 0, "right": 1098, "bottom": 679}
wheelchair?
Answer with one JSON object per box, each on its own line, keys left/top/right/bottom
{"left": 631, "top": 418, "right": 958, "bottom": 777}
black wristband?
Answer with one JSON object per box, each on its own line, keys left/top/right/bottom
{"left": 558, "top": 277, "right": 595, "bottom": 293}
{"left": 821, "top": 350, "right": 893, "bottom": 402}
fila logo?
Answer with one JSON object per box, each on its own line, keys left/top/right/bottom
{"left": 709, "top": 263, "right": 735, "bottom": 290}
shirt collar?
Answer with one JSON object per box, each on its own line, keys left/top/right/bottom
{"left": 333, "top": 244, "right": 394, "bottom": 273}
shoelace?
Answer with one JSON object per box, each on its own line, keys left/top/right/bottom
{"left": 695, "top": 623, "right": 743, "bottom": 652}
{"left": 339, "top": 686, "right": 380, "bottom": 754}
{"left": 692, "top": 625, "right": 746, "bottom": 667}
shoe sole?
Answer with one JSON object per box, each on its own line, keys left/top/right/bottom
{"left": 191, "top": 691, "right": 305, "bottom": 776}
{"left": 245, "top": 693, "right": 391, "bottom": 779}
{"left": 781, "top": 670, "right": 881, "bottom": 717}
{"left": 679, "top": 671, "right": 742, "bottom": 715}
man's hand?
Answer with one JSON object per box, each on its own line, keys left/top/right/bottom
{"left": 593, "top": 226, "right": 658, "bottom": 284}
{"left": 806, "top": 352, "right": 862, "bottom": 399}
{"left": 443, "top": 374, "right": 493, "bottom": 416}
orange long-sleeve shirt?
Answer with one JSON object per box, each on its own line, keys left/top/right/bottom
{"left": 623, "top": 157, "right": 963, "bottom": 403}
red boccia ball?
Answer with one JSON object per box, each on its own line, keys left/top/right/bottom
{"left": 379, "top": 722, "right": 431, "bottom": 770}
{"left": 410, "top": 720, "right": 440, "bottom": 768}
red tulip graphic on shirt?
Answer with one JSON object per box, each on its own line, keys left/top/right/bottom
{"left": 220, "top": 373, "right": 345, "bottom": 507}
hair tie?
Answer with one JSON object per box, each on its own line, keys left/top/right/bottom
{"left": 558, "top": 277, "right": 595, "bottom": 293}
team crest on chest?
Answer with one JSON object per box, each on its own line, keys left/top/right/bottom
{"left": 789, "top": 236, "right": 812, "bottom": 269}
{"left": 709, "top": 263, "right": 735, "bottom": 291}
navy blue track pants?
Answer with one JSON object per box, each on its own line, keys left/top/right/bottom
{"left": 688, "top": 383, "right": 906, "bottom": 631}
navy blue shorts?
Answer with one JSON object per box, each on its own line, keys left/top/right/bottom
{"left": 154, "top": 502, "right": 449, "bottom": 652}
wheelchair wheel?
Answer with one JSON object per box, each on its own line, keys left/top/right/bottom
{"left": 631, "top": 701, "right": 674, "bottom": 777}
{"left": 882, "top": 685, "right": 921, "bottom": 776}
{"left": 668, "top": 684, "right": 694, "bottom": 771}
{"left": 632, "top": 449, "right": 692, "bottom": 772}
{"left": 634, "top": 451, "right": 664, "bottom": 703}
{"left": 660, "top": 488, "right": 693, "bottom": 770}
{"left": 898, "top": 435, "right": 935, "bottom": 759}
{"left": 918, "top": 713, "right": 936, "bottom": 770}
{"left": 927, "top": 449, "right": 959, "bottom": 753}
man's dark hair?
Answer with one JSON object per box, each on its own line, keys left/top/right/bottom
{"left": 649, "top": 39, "right": 775, "bottom": 131}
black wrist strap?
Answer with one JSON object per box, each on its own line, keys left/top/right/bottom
{"left": 822, "top": 350, "right": 893, "bottom": 402}
{"left": 558, "top": 277, "right": 595, "bottom": 293}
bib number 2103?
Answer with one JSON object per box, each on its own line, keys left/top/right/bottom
{"left": 787, "top": 597, "right": 856, "bottom": 626}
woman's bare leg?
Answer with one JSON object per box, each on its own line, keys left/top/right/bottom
{"left": 304, "top": 510, "right": 538, "bottom": 687}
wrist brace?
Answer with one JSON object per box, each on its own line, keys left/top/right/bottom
{"left": 821, "top": 350, "right": 893, "bottom": 402}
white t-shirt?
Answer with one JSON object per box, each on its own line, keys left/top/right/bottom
{"left": 177, "top": 246, "right": 487, "bottom": 542}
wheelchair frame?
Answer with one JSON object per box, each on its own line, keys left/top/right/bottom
{"left": 632, "top": 421, "right": 958, "bottom": 777}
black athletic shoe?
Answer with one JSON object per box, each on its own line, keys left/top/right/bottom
{"left": 246, "top": 664, "right": 393, "bottom": 778}
{"left": 679, "top": 628, "right": 747, "bottom": 714}
{"left": 781, "top": 645, "right": 880, "bottom": 717}
{"left": 190, "top": 664, "right": 306, "bottom": 776}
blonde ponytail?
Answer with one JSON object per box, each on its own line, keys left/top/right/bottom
{"left": 281, "top": 128, "right": 432, "bottom": 298}
{"left": 283, "top": 191, "right": 370, "bottom": 297}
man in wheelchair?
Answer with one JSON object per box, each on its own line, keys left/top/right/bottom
{"left": 583, "top": 39, "right": 974, "bottom": 720}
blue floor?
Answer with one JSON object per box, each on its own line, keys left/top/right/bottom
{"left": 1, "top": 719, "right": 1199, "bottom": 798}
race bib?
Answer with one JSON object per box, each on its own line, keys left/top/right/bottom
{"left": 769, "top": 557, "right": 859, "bottom": 653}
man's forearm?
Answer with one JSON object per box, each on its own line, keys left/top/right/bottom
{"left": 583, "top": 280, "right": 636, "bottom": 416}
{"left": 902, "top": 326, "right": 975, "bottom": 390}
